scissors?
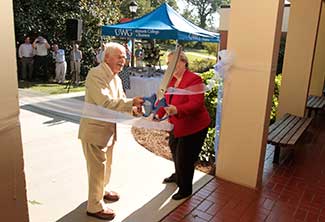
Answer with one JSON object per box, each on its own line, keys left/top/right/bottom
{"left": 143, "top": 45, "right": 182, "bottom": 120}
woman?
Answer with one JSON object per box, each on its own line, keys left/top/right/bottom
{"left": 157, "top": 50, "right": 211, "bottom": 200}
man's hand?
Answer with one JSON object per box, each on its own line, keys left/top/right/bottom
{"left": 132, "top": 106, "right": 143, "bottom": 116}
{"left": 132, "top": 96, "right": 144, "bottom": 117}
{"left": 164, "top": 105, "right": 177, "bottom": 116}
{"left": 132, "top": 96, "right": 144, "bottom": 107}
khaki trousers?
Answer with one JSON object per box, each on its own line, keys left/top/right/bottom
{"left": 82, "top": 141, "right": 113, "bottom": 213}
{"left": 70, "top": 61, "right": 81, "bottom": 83}
{"left": 55, "top": 61, "right": 67, "bottom": 82}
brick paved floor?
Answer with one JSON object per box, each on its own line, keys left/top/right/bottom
{"left": 161, "top": 111, "right": 325, "bottom": 222}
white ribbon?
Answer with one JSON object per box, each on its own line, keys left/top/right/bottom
{"left": 19, "top": 91, "right": 173, "bottom": 131}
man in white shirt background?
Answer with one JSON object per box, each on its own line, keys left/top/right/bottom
{"left": 52, "top": 44, "right": 67, "bottom": 84}
{"left": 69, "top": 43, "right": 83, "bottom": 85}
{"left": 33, "top": 35, "right": 50, "bottom": 81}
{"left": 95, "top": 43, "right": 106, "bottom": 65}
{"left": 18, "top": 36, "right": 34, "bottom": 81}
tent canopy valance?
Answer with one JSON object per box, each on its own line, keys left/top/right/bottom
{"left": 101, "top": 3, "right": 219, "bottom": 43}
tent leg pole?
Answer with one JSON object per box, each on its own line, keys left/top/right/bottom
{"left": 131, "top": 38, "right": 135, "bottom": 67}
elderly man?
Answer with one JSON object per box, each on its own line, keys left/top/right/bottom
{"left": 18, "top": 36, "right": 34, "bottom": 81}
{"left": 78, "top": 42, "right": 143, "bottom": 220}
{"left": 69, "top": 44, "right": 82, "bottom": 85}
{"left": 52, "top": 44, "right": 67, "bottom": 84}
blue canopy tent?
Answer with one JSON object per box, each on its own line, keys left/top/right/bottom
{"left": 101, "top": 3, "right": 220, "bottom": 43}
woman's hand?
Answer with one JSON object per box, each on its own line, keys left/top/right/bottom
{"left": 164, "top": 105, "right": 177, "bottom": 116}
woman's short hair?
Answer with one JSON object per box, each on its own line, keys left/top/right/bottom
{"left": 167, "top": 50, "right": 189, "bottom": 68}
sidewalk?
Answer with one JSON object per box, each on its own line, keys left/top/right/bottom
{"left": 19, "top": 89, "right": 212, "bottom": 222}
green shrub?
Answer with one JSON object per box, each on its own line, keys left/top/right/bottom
{"left": 198, "top": 70, "right": 282, "bottom": 164}
{"left": 201, "top": 70, "right": 217, "bottom": 127}
{"left": 200, "top": 127, "right": 216, "bottom": 162}
{"left": 143, "top": 41, "right": 162, "bottom": 67}
{"left": 189, "top": 58, "right": 215, "bottom": 73}
{"left": 203, "top": 42, "right": 219, "bottom": 56}
{"left": 270, "top": 74, "right": 282, "bottom": 124}
{"left": 276, "top": 36, "right": 287, "bottom": 74}
{"left": 199, "top": 70, "right": 218, "bottom": 163}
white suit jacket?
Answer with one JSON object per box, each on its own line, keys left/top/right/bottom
{"left": 78, "top": 63, "right": 133, "bottom": 146}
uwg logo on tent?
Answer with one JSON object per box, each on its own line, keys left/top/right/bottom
{"left": 114, "top": 29, "right": 133, "bottom": 37}
{"left": 188, "top": 33, "right": 202, "bottom": 41}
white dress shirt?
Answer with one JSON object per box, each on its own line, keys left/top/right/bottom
{"left": 34, "top": 43, "right": 48, "bottom": 56}
{"left": 18, "top": 43, "right": 34, "bottom": 58}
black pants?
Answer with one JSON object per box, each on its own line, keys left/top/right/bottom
{"left": 169, "top": 127, "right": 208, "bottom": 194}
{"left": 34, "top": 55, "right": 49, "bottom": 81}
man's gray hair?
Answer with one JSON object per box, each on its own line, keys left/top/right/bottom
{"left": 101, "top": 42, "right": 126, "bottom": 62}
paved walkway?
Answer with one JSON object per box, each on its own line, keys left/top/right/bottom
{"left": 19, "top": 89, "right": 212, "bottom": 222}
{"left": 161, "top": 111, "right": 325, "bottom": 221}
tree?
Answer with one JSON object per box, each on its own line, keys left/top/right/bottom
{"left": 13, "top": 0, "right": 125, "bottom": 76}
{"left": 78, "top": 0, "right": 123, "bottom": 71}
{"left": 13, "top": 0, "right": 80, "bottom": 78}
{"left": 150, "top": 0, "right": 178, "bottom": 9}
{"left": 182, "top": 8, "right": 200, "bottom": 25}
{"left": 13, "top": 0, "right": 178, "bottom": 77}
{"left": 184, "top": 0, "right": 230, "bottom": 29}
{"left": 119, "top": 0, "right": 177, "bottom": 19}
{"left": 13, "top": 0, "right": 79, "bottom": 44}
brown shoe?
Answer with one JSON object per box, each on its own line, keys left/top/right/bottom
{"left": 86, "top": 208, "right": 115, "bottom": 220}
{"left": 104, "top": 191, "right": 120, "bottom": 202}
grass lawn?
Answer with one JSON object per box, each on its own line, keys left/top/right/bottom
{"left": 186, "top": 53, "right": 215, "bottom": 63}
{"left": 159, "top": 48, "right": 214, "bottom": 66}
{"left": 18, "top": 81, "right": 85, "bottom": 95}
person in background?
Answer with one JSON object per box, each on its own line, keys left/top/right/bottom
{"left": 33, "top": 36, "right": 50, "bottom": 81}
{"left": 123, "top": 41, "right": 131, "bottom": 67}
{"left": 78, "top": 42, "right": 143, "bottom": 220}
{"left": 18, "top": 36, "right": 34, "bottom": 81}
{"left": 157, "top": 50, "right": 211, "bottom": 200}
{"left": 96, "top": 42, "right": 106, "bottom": 64}
{"left": 118, "top": 41, "right": 132, "bottom": 92}
{"left": 135, "top": 43, "right": 144, "bottom": 67}
{"left": 70, "top": 44, "right": 83, "bottom": 85}
{"left": 52, "top": 44, "right": 67, "bottom": 84}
